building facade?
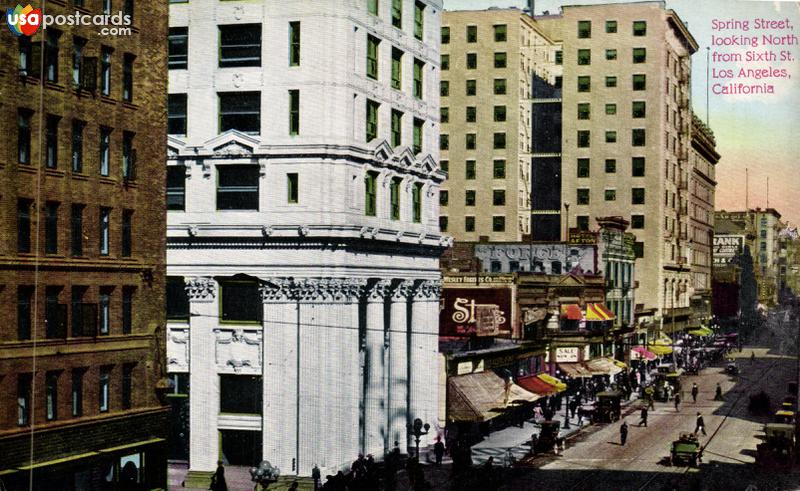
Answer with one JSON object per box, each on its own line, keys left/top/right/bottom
{"left": 439, "top": 9, "right": 556, "bottom": 241}
{"left": 539, "top": 2, "right": 699, "bottom": 324}
{"left": 0, "top": 2, "right": 169, "bottom": 489}
{"left": 166, "top": 0, "right": 446, "bottom": 483}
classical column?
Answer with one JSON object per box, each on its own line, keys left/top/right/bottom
{"left": 184, "top": 277, "right": 219, "bottom": 488}
{"left": 261, "top": 278, "right": 298, "bottom": 477}
{"left": 388, "top": 279, "right": 414, "bottom": 453}
{"left": 363, "top": 279, "right": 391, "bottom": 457}
{"left": 409, "top": 279, "right": 441, "bottom": 451}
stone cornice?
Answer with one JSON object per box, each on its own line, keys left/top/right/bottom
{"left": 260, "top": 278, "right": 368, "bottom": 303}
{"left": 185, "top": 276, "right": 216, "bottom": 302}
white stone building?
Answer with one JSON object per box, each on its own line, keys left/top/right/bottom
{"left": 165, "top": 0, "right": 446, "bottom": 483}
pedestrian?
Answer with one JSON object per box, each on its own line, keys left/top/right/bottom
{"left": 674, "top": 393, "right": 681, "bottom": 411}
{"left": 209, "top": 461, "right": 228, "bottom": 491}
{"left": 639, "top": 406, "right": 648, "bottom": 427}
{"left": 569, "top": 398, "right": 579, "bottom": 419}
{"left": 529, "top": 433, "right": 538, "bottom": 455}
{"left": 312, "top": 465, "right": 321, "bottom": 491}
{"left": 691, "top": 383, "right": 698, "bottom": 403}
{"left": 695, "top": 412, "right": 707, "bottom": 436}
{"left": 289, "top": 483, "right": 299, "bottom": 491}
{"left": 620, "top": 420, "right": 629, "bottom": 446}
{"left": 433, "top": 438, "right": 445, "bottom": 466}
{"left": 751, "top": 351, "right": 756, "bottom": 363}
{"left": 715, "top": 383, "right": 723, "bottom": 401}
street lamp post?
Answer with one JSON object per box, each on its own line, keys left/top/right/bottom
{"left": 407, "top": 418, "right": 430, "bottom": 459}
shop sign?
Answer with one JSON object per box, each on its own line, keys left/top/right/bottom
{"left": 555, "top": 347, "right": 579, "bottom": 362}
{"left": 440, "top": 287, "right": 512, "bottom": 337}
{"left": 456, "top": 361, "right": 474, "bottom": 375}
{"left": 443, "top": 274, "right": 515, "bottom": 285}
{"left": 713, "top": 235, "right": 745, "bottom": 265}
{"left": 569, "top": 229, "right": 598, "bottom": 245}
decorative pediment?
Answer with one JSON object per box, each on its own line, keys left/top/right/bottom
{"left": 553, "top": 274, "right": 586, "bottom": 287}
{"left": 394, "top": 147, "right": 416, "bottom": 169}
{"left": 203, "top": 130, "right": 260, "bottom": 158}
{"left": 167, "top": 135, "right": 186, "bottom": 158}
{"left": 371, "top": 139, "right": 393, "bottom": 164}
{"left": 419, "top": 154, "right": 438, "bottom": 174}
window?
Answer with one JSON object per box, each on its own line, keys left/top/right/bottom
{"left": 494, "top": 52, "right": 507, "bottom": 68}
{"left": 71, "top": 286, "right": 91, "bottom": 337}
{"left": 632, "top": 187, "right": 645, "bottom": 204}
{"left": 440, "top": 107, "right": 449, "bottom": 123}
{"left": 465, "top": 190, "right": 476, "bottom": 206}
{"left": 219, "top": 24, "right": 261, "bottom": 67}
{"left": 439, "top": 160, "right": 448, "bottom": 173}
{"left": 71, "top": 119, "right": 85, "bottom": 172}
{"left": 289, "top": 21, "right": 300, "bottom": 66}
{"left": 168, "top": 27, "right": 188, "bottom": 69}
{"left": 439, "top": 190, "right": 449, "bottom": 206}
{"left": 439, "top": 134, "right": 449, "bottom": 150}
{"left": 465, "top": 216, "right": 475, "bottom": 232}
{"left": 577, "top": 130, "right": 590, "bottom": 147}
{"left": 166, "top": 277, "right": 190, "bottom": 321}
{"left": 632, "top": 157, "right": 645, "bottom": 177}
{"left": 18, "top": 199, "right": 32, "bottom": 253}
{"left": 466, "top": 25, "right": 477, "bottom": 43}
{"left": 18, "top": 37, "right": 35, "bottom": 77}
{"left": 102, "top": 0, "right": 110, "bottom": 15}
{"left": 283, "top": 173, "right": 298, "bottom": 205}
{"left": 493, "top": 132, "right": 506, "bottom": 149}
{"left": 72, "top": 37, "right": 85, "bottom": 87}
{"left": 632, "top": 48, "right": 646, "bottom": 63}
{"left": 18, "top": 109, "right": 32, "bottom": 164}
{"left": 122, "top": 53, "right": 134, "bottom": 102}
{"left": 413, "top": 59, "right": 423, "bottom": 99}
{"left": 414, "top": 2, "right": 424, "bottom": 40}
{"left": 440, "top": 54, "right": 449, "bottom": 71}
{"left": 45, "top": 30, "right": 60, "bottom": 83}
{"left": 18, "top": 286, "right": 33, "bottom": 340}
{"left": 365, "top": 99, "right": 381, "bottom": 143}
{"left": 577, "top": 189, "right": 590, "bottom": 205}
{"left": 493, "top": 160, "right": 506, "bottom": 179}
{"left": 604, "top": 189, "right": 616, "bottom": 201}
{"left": 220, "top": 375, "right": 263, "bottom": 414}
{"left": 122, "top": 131, "right": 135, "bottom": 181}
{"left": 288, "top": 89, "right": 300, "bottom": 135}
{"left": 492, "top": 216, "right": 505, "bottom": 232}
{"left": 493, "top": 24, "right": 508, "bottom": 42}
{"left": 605, "top": 159, "right": 616, "bottom": 173}
{"left": 466, "top": 53, "right": 477, "bottom": 69}
{"left": 99, "top": 367, "right": 110, "bottom": 412}
{"left": 221, "top": 281, "right": 262, "bottom": 323}
{"left": 605, "top": 76, "right": 617, "bottom": 88}
{"left": 167, "top": 167, "right": 186, "bottom": 211}
{"left": 391, "top": 0, "right": 402, "bottom": 28}
{"left": 633, "top": 74, "right": 645, "bottom": 90}
{"left": 554, "top": 50, "right": 562, "bottom": 65}
{"left": 439, "top": 216, "right": 448, "bottom": 231}
{"left": 466, "top": 79, "right": 476, "bottom": 95}
{"left": 494, "top": 78, "right": 506, "bottom": 94}
{"left": 368, "top": 0, "right": 378, "bottom": 16}
{"left": 465, "top": 106, "right": 476, "bottom": 123}
{"left": 441, "top": 26, "right": 450, "bottom": 44}
{"left": 465, "top": 160, "right": 476, "bottom": 180}
{"left": 121, "top": 210, "right": 132, "bottom": 257}
{"left": 632, "top": 101, "right": 646, "bottom": 118}
{"left": 365, "top": 171, "right": 377, "bottom": 216}
{"left": 99, "top": 127, "right": 111, "bottom": 176}
{"left": 122, "top": 363, "right": 134, "bottom": 409}
{"left": 219, "top": 92, "right": 261, "bottom": 134}
{"left": 577, "top": 76, "right": 590, "bottom": 92}
{"left": 577, "top": 103, "right": 590, "bottom": 120}
{"left": 413, "top": 118, "right": 423, "bottom": 154}
{"left": 46, "top": 286, "right": 66, "bottom": 339}
{"left": 412, "top": 183, "right": 422, "bottom": 223}
{"left": 605, "top": 131, "right": 617, "bottom": 143}
{"left": 45, "top": 202, "right": 59, "bottom": 254}
{"left": 577, "top": 49, "right": 590, "bottom": 65}
{"left": 576, "top": 216, "right": 590, "bottom": 231}
{"left": 633, "top": 21, "right": 647, "bottom": 36}
{"left": 386, "top": 109, "right": 401, "bottom": 147}
{"left": 606, "top": 49, "right": 617, "bottom": 60}
{"left": 168, "top": 94, "right": 187, "bottom": 135}
{"left": 632, "top": 128, "right": 646, "bottom": 146}
{"left": 493, "top": 189, "right": 505, "bottom": 206}
{"left": 631, "top": 215, "right": 645, "bottom": 229}
{"left": 633, "top": 241, "right": 644, "bottom": 258}
{"left": 606, "top": 20, "right": 617, "bottom": 33}
{"left": 578, "top": 20, "right": 591, "bottom": 39}
{"left": 100, "top": 46, "right": 112, "bottom": 96}
{"left": 46, "top": 371, "right": 59, "bottom": 421}
{"left": 389, "top": 178, "right": 401, "bottom": 220}
{"left": 493, "top": 105, "right": 506, "bottom": 122}
{"left": 99, "top": 287, "right": 112, "bottom": 334}
{"left": 18, "top": 374, "right": 32, "bottom": 426}
{"left": 465, "top": 133, "right": 475, "bottom": 150}
{"left": 46, "top": 115, "right": 59, "bottom": 169}
{"left": 577, "top": 158, "right": 590, "bottom": 178}
{"left": 554, "top": 76, "right": 562, "bottom": 88}
{"left": 217, "top": 165, "right": 260, "bottom": 210}
{"left": 440, "top": 80, "right": 449, "bottom": 96}
{"left": 71, "top": 369, "right": 84, "bottom": 417}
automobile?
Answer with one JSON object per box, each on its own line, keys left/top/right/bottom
{"left": 535, "top": 420, "right": 562, "bottom": 454}
{"left": 670, "top": 433, "right": 702, "bottom": 466}
{"left": 725, "top": 360, "right": 739, "bottom": 375}
{"left": 593, "top": 391, "right": 622, "bottom": 423}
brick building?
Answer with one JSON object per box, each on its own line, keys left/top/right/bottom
{"left": 0, "top": 2, "right": 169, "bottom": 489}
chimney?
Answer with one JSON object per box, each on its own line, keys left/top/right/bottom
{"left": 528, "top": 0, "right": 535, "bottom": 15}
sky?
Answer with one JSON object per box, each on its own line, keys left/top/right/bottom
{"left": 443, "top": 0, "right": 800, "bottom": 227}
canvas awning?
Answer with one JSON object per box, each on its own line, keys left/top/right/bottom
{"left": 447, "top": 371, "right": 539, "bottom": 423}
{"left": 688, "top": 326, "right": 714, "bottom": 336}
{"left": 586, "top": 357, "right": 623, "bottom": 376}
{"left": 560, "top": 304, "right": 583, "bottom": 320}
{"left": 632, "top": 346, "right": 657, "bottom": 360}
{"left": 516, "top": 373, "right": 567, "bottom": 395}
{"left": 585, "top": 303, "right": 615, "bottom": 321}
{"left": 558, "top": 363, "right": 593, "bottom": 378}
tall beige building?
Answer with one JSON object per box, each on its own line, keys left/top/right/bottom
{"left": 439, "top": 9, "right": 556, "bottom": 242}
{"left": 540, "top": 2, "right": 699, "bottom": 321}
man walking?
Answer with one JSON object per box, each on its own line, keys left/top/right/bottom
{"left": 691, "top": 383, "right": 699, "bottom": 403}
{"left": 674, "top": 393, "right": 681, "bottom": 412}
{"left": 433, "top": 438, "right": 445, "bottom": 466}
{"left": 695, "top": 412, "right": 707, "bottom": 436}
{"left": 620, "top": 420, "right": 629, "bottom": 446}
{"left": 644, "top": 386, "right": 655, "bottom": 410}
{"left": 639, "top": 406, "right": 648, "bottom": 427}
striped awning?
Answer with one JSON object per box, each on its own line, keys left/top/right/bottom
{"left": 560, "top": 304, "right": 583, "bottom": 320}
{"left": 585, "top": 303, "right": 615, "bottom": 321}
